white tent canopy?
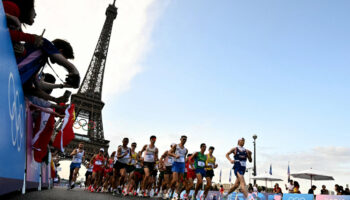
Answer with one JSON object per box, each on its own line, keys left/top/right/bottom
{"left": 291, "top": 168, "right": 334, "bottom": 186}
{"left": 251, "top": 173, "right": 283, "bottom": 187}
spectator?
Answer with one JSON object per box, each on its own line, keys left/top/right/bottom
{"left": 248, "top": 183, "right": 253, "bottom": 193}
{"left": 293, "top": 181, "right": 301, "bottom": 194}
{"left": 220, "top": 185, "right": 224, "bottom": 194}
{"left": 308, "top": 185, "right": 317, "bottom": 195}
{"left": 273, "top": 183, "right": 283, "bottom": 194}
{"left": 285, "top": 180, "right": 294, "bottom": 193}
{"left": 335, "top": 184, "right": 343, "bottom": 195}
{"left": 253, "top": 184, "right": 258, "bottom": 192}
{"left": 321, "top": 185, "right": 329, "bottom": 195}
{"left": 344, "top": 188, "right": 350, "bottom": 195}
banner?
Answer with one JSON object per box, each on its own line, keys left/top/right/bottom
{"left": 0, "top": 2, "right": 26, "bottom": 195}
{"left": 179, "top": 190, "right": 222, "bottom": 200}
{"left": 178, "top": 191, "right": 278, "bottom": 200}
{"left": 25, "top": 103, "right": 41, "bottom": 189}
{"left": 316, "top": 195, "right": 350, "bottom": 200}
{"left": 283, "top": 194, "right": 314, "bottom": 200}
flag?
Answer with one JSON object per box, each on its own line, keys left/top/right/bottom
{"left": 32, "top": 111, "right": 55, "bottom": 162}
{"left": 287, "top": 163, "right": 290, "bottom": 182}
{"left": 219, "top": 169, "right": 222, "bottom": 183}
{"left": 269, "top": 164, "right": 272, "bottom": 175}
{"left": 52, "top": 104, "right": 75, "bottom": 152}
{"left": 229, "top": 169, "right": 232, "bottom": 183}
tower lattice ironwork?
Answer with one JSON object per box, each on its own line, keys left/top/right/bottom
{"left": 66, "top": 0, "right": 118, "bottom": 161}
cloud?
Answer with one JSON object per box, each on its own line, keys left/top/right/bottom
{"left": 27, "top": 0, "right": 169, "bottom": 99}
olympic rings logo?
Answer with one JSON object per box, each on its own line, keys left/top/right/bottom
{"left": 8, "top": 72, "right": 25, "bottom": 152}
{"left": 73, "top": 119, "right": 96, "bottom": 131}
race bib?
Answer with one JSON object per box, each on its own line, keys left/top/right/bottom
{"left": 198, "top": 161, "right": 205, "bottom": 167}
{"left": 136, "top": 164, "right": 142, "bottom": 169}
{"left": 240, "top": 161, "right": 246, "bottom": 167}
{"left": 145, "top": 154, "right": 154, "bottom": 160}
{"left": 177, "top": 156, "right": 185, "bottom": 163}
{"left": 208, "top": 163, "right": 214, "bottom": 168}
{"left": 131, "top": 159, "right": 136, "bottom": 165}
{"left": 168, "top": 157, "right": 174, "bottom": 164}
{"left": 95, "top": 160, "right": 102, "bottom": 165}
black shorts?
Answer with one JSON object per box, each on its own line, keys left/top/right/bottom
{"left": 143, "top": 162, "right": 155, "bottom": 170}
{"left": 113, "top": 161, "right": 128, "bottom": 170}
{"left": 152, "top": 169, "right": 158, "bottom": 177}
{"left": 206, "top": 169, "right": 214, "bottom": 179}
{"left": 85, "top": 171, "right": 92, "bottom": 179}
{"left": 165, "top": 166, "right": 172, "bottom": 175}
{"left": 126, "top": 165, "right": 136, "bottom": 173}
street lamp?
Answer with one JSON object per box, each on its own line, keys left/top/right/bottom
{"left": 252, "top": 134, "right": 257, "bottom": 184}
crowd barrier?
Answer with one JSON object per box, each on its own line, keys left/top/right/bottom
{"left": 0, "top": 2, "right": 51, "bottom": 195}
{"left": 178, "top": 191, "right": 282, "bottom": 200}
{"left": 317, "top": 195, "right": 350, "bottom": 200}
{"left": 283, "top": 194, "right": 314, "bottom": 200}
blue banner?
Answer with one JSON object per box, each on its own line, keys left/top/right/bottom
{"left": 0, "top": 1, "right": 27, "bottom": 195}
{"left": 283, "top": 194, "right": 314, "bottom": 200}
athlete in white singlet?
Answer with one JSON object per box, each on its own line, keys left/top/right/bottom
{"left": 69, "top": 142, "right": 85, "bottom": 189}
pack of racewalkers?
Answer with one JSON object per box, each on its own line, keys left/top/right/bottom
{"left": 67, "top": 136, "right": 253, "bottom": 200}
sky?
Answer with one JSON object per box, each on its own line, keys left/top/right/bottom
{"left": 27, "top": 0, "right": 350, "bottom": 193}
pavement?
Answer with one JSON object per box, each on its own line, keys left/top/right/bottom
{"left": 3, "top": 187, "right": 162, "bottom": 200}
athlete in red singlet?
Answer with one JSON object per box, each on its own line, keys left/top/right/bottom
{"left": 89, "top": 148, "right": 106, "bottom": 192}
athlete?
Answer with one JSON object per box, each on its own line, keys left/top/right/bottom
{"left": 224, "top": 138, "right": 252, "bottom": 199}
{"left": 169, "top": 135, "right": 188, "bottom": 200}
{"left": 125, "top": 142, "right": 138, "bottom": 195}
{"left": 102, "top": 151, "right": 115, "bottom": 192}
{"left": 68, "top": 142, "right": 85, "bottom": 189}
{"left": 191, "top": 143, "right": 208, "bottom": 200}
{"left": 184, "top": 153, "right": 195, "bottom": 200}
{"left": 159, "top": 143, "right": 176, "bottom": 198}
{"left": 115, "top": 138, "right": 131, "bottom": 195}
{"left": 139, "top": 135, "right": 159, "bottom": 197}
{"left": 205, "top": 146, "right": 218, "bottom": 197}
{"left": 85, "top": 162, "right": 93, "bottom": 190}
{"left": 89, "top": 148, "right": 106, "bottom": 192}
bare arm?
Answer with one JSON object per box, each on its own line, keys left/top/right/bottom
{"left": 70, "top": 149, "right": 77, "bottom": 156}
{"left": 155, "top": 148, "right": 159, "bottom": 161}
{"left": 90, "top": 155, "right": 96, "bottom": 165}
{"left": 50, "top": 54, "right": 79, "bottom": 75}
{"left": 140, "top": 145, "right": 147, "bottom": 156}
{"left": 167, "top": 145, "right": 178, "bottom": 158}
{"left": 247, "top": 150, "right": 252, "bottom": 162}
{"left": 226, "top": 148, "right": 235, "bottom": 164}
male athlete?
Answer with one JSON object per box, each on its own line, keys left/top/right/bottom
{"left": 205, "top": 146, "right": 218, "bottom": 197}
{"left": 169, "top": 135, "right": 188, "bottom": 199}
{"left": 115, "top": 138, "right": 131, "bottom": 194}
{"left": 191, "top": 143, "right": 208, "bottom": 200}
{"left": 68, "top": 142, "right": 85, "bottom": 189}
{"left": 89, "top": 148, "right": 106, "bottom": 192}
{"left": 224, "top": 138, "right": 252, "bottom": 199}
{"left": 139, "top": 135, "right": 159, "bottom": 197}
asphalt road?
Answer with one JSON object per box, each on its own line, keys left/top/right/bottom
{"left": 4, "top": 187, "right": 162, "bottom": 200}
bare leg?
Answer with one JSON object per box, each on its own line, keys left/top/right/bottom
{"left": 204, "top": 176, "right": 212, "bottom": 198}
{"left": 227, "top": 178, "right": 240, "bottom": 194}
{"left": 237, "top": 173, "right": 248, "bottom": 198}
{"left": 194, "top": 174, "right": 203, "bottom": 197}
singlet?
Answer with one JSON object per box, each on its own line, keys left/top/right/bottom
{"left": 72, "top": 148, "right": 84, "bottom": 163}
{"left": 129, "top": 151, "right": 137, "bottom": 166}
{"left": 93, "top": 154, "right": 105, "bottom": 167}
{"left": 234, "top": 146, "right": 247, "bottom": 168}
{"left": 108, "top": 158, "right": 114, "bottom": 169}
{"left": 174, "top": 144, "right": 187, "bottom": 163}
{"left": 185, "top": 160, "right": 195, "bottom": 173}
{"left": 118, "top": 146, "right": 131, "bottom": 164}
{"left": 143, "top": 145, "right": 156, "bottom": 163}
{"left": 87, "top": 164, "right": 93, "bottom": 172}
{"left": 206, "top": 154, "right": 215, "bottom": 170}
{"left": 194, "top": 152, "right": 207, "bottom": 169}
{"left": 164, "top": 151, "right": 174, "bottom": 167}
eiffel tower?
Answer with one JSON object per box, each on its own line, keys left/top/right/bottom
{"left": 64, "top": 0, "right": 118, "bottom": 162}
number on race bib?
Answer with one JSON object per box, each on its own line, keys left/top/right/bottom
{"left": 198, "top": 161, "right": 205, "bottom": 167}
{"left": 95, "top": 160, "right": 102, "bottom": 165}
{"left": 240, "top": 161, "right": 246, "bottom": 167}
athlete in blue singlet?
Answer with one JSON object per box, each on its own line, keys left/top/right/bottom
{"left": 224, "top": 138, "right": 252, "bottom": 199}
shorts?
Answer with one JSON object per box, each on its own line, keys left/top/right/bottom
{"left": 196, "top": 168, "right": 206, "bottom": 177}
{"left": 114, "top": 161, "right": 128, "bottom": 170}
{"left": 172, "top": 162, "right": 185, "bottom": 173}
{"left": 93, "top": 166, "right": 104, "bottom": 173}
{"left": 165, "top": 166, "right": 173, "bottom": 175}
{"left": 126, "top": 165, "right": 136, "bottom": 173}
{"left": 134, "top": 171, "right": 143, "bottom": 180}
{"left": 85, "top": 171, "right": 92, "bottom": 180}
{"left": 159, "top": 171, "right": 164, "bottom": 179}
{"left": 233, "top": 166, "right": 246, "bottom": 177}
{"left": 70, "top": 162, "right": 81, "bottom": 170}
{"left": 143, "top": 162, "right": 155, "bottom": 170}
{"left": 206, "top": 169, "right": 214, "bottom": 179}
{"left": 152, "top": 169, "right": 158, "bottom": 177}
{"left": 187, "top": 170, "right": 196, "bottom": 180}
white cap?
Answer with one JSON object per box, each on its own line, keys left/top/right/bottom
{"left": 99, "top": 148, "right": 104, "bottom": 152}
